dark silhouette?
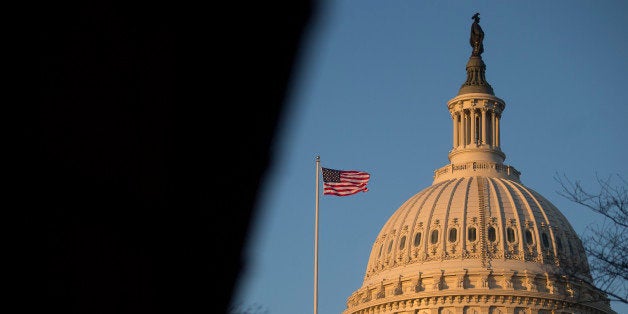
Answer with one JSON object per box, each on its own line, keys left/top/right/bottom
{"left": 470, "top": 13, "right": 484, "bottom": 56}
{"left": 39, "top": 2, "right": 315, "bottom": 313}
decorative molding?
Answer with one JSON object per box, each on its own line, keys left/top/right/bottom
{"left": 344, "top": 290, "right": 613, "bottom": 314}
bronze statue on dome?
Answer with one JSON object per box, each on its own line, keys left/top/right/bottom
{"left": 470, "top": 13, "right": 484, "bottom": 56}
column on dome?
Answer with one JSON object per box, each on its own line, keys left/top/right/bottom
{"left": 470, "top": 109, "right": 476, "bottom": 146}
{"left": 462, "top": 109, "right": 467, "bottom": 147}
{"left": 491, "top": 110, "right": 496, "bottom": 147}
{"left": 487, "top": 110, "right": 493, "bottom": 146}
{"left": 459, "top": 110, "right": 464, "bottom": 147}
{"left": 495, "top": 114, "right": 501, "bottom": 147}
{"left": 475, "top": 110, "right": 481, "bottom": 145}
{"left": 481, "top": 108, "right": 487, "bottom": 145}
{"left": 452, "top": 112, "right": 459, "bottom": 148}
{"left": 467, "top": 110, "right": 472, "bottom": 146}
{"left": 466, "top": 110, "right": 471, "bottom": 146}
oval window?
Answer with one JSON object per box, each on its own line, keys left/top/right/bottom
{"left": 399, "top": 236, "right": 406, "bottom": 250}
{"left": 430, "top": 230, "right": 439, "bottom": 244}
{"left": 468, "top": 227, "right": 477, "bottom": 242}
{"left": 448, "top": 228, "right": 457, "bottom": 242}
{"left": 525, "top": 230, "right": 533, "bottom": 244}
{"left": 487, "top": 226, "right": 496, "bottom": 242}
{"left": 507, "top": 227, "right": 515, "bottom": 243}
{"left": 414, "top": 232, "right": 422, "bottom": 246}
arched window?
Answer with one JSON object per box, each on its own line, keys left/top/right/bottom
{"left": 430, "top": 230, "right": 439, "bottom": 244}
{"left": 414, "top": 232, "right": 422, "bottom": 246}
{"left": 378, "top": 244, "right": 383, "bottom": 257}
{"left": 399, "top": 236, "right": 406, "bottom": 250}
{"left": 507, "top": 227, "right": 515, "bottom": 243}
{"left": 448, "top": 228, "right": 457, "bottom": 242}
{"left": 487, "top": 226, "right": 496, "bottom": 242}
{"left": 542, "top": 233, "right": 550, "bottom": 248}
{"left": 468, "top": 227, "right": 477, "bottom": 242}
{"left": 556, "top": 237, "right": 563, "bottom": 251}
{"left": 388, "top": 240, "right": 393, "bottom": 253}
{"left": 525, "top": 230, "right": 534, "bottom": 245}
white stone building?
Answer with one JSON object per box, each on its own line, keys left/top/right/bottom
{"left": 341, "top": 15, "right": 615, "bottom": 314}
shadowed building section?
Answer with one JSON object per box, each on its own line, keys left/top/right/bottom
{"left": 40, "top": 2, "right": 315, "bottom": 313}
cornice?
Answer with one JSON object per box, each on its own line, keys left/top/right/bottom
{"left": 344, "top": 290, "right": 614, "bottom": 314}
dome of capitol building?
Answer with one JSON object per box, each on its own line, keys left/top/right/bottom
{"left": 342, "top": 14, "right": 615, "bottom": 314}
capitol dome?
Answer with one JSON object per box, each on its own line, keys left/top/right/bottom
{"left": 342, "top": 15, "right": 614, "bottom": 314}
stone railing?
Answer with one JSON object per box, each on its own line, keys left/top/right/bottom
{"left": 433, "top": 161, "right": 521, "bottom": 183}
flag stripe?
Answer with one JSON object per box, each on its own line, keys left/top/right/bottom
{"left": 321, "top": 167, "right": 370, "bottom": 196}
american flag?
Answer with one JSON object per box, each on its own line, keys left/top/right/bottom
{"left": 321, "top": 167, "right": 370, "bottom": 196}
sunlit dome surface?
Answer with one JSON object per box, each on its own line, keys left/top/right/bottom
{"left": 342, "top": 14, "right": 614, "bottom": 314}
{"left": 363, "top": 176, "right": 590, "bottom": 287}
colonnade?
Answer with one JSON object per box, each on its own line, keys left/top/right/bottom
{"left": 451, "top": 108, "right": 500, "bottom": 149}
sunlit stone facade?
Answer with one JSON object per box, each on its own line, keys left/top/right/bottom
{"left": 342, "top": 17, "right": 615, "bottom": 314}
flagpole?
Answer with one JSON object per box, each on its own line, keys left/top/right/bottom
{"left": 314, "top": 155, "right": 320, "bottom": 314}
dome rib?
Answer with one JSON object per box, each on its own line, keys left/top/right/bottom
{"left": 480, "top": 177, "right": 500, "bottom": 267}
{"left": 487, "top": 177, "right": 524, "bottom": 262}
{"left": 389, "top": 188, "right": 423, "bottom": 269}
{"left": 424, "top": 179, "right": 459, "bottom": 261}
{"left": 513, "top": 180, "right": 557, "bottom": 265}
{"left": 462, "top": 177, "right": 478, "bottom": 262}
{"left": 502, "top": 178, "right": 548, "bottom": 264}
{"left": 366, "top": 182, "right": 444, "bottom": 279}
{"left": 402, "top": 181, "right": 449, "bottom": 264}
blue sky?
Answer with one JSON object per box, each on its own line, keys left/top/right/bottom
{"left": 232, "top": 1, "right": 628, "bottom": 313}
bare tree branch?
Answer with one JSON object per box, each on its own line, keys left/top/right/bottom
{"left": 554, "top": 173, "right": 628, "bottom": 305}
